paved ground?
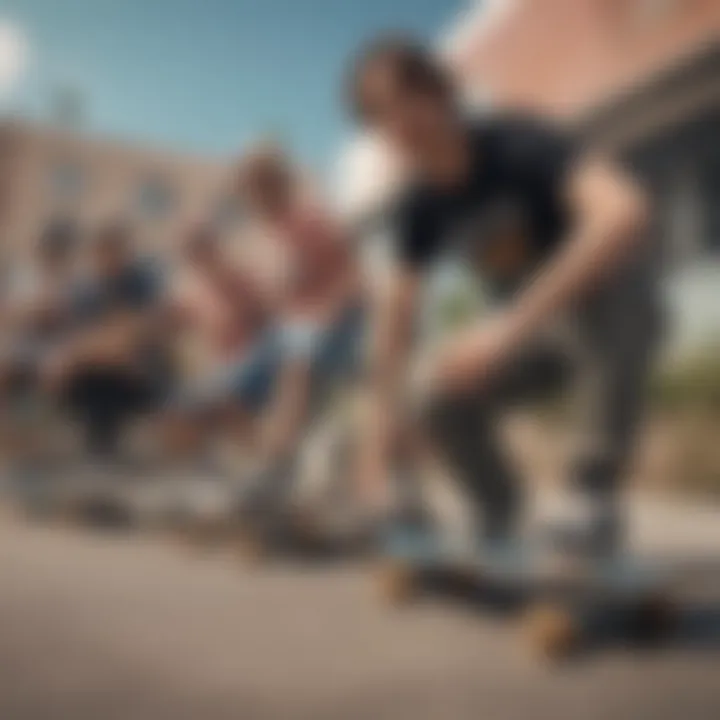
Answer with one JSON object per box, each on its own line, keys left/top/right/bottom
{"left": 1, "top": 502, "right": 720, "bottom": 720}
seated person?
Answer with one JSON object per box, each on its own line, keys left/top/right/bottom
{"left": 0, "top": 219, "right": 80, "bottom": 467}
{"left": 235, "top": 145, "right": 366, "bottom": 494}
{"left": 46, "top": 221, "right": 170, "bottom": 460}
{"left": 163, "top": 223, "right": 276, "bottom": 460}
{"left": 0, "top": 219, "right": 79, "bottom": 389}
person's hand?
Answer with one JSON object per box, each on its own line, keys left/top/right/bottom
{"left": 427, "top": 311, "right": 525, "bottom": 396}
{"left": 355, "top": 392, "right": 395, "bottom": 517}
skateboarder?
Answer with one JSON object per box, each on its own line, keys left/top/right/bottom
{"left": 346, "top": 36, "right": 663, "bottom": 555}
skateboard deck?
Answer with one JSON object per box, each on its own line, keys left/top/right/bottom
{"left": 377, "top": 528, "right": 676, "bottom": 658}
{"left": 9, "top": 464, "right": 238, "bottom": 534}
{"left": 232, "top": 500, "right": 376, "bottom": 563}
{"left": 226, "top": 453, "right": 374, "bottom": 562}
{"left": 383, "top": 529, "right": 665, "bottom": 594}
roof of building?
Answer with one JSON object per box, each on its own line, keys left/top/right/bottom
{"left": 443, "top": 0, "right": 720, "bottom": 119}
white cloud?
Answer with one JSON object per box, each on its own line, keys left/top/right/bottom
{"left": 333, "top": 133, "right": 405, "bottom": 223}
{"left": 0, "top": 20, "right": 29, "bottom": 96}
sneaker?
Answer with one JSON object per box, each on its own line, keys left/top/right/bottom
{"left": 545, "top": 491, "right": 623, "bottom": 560}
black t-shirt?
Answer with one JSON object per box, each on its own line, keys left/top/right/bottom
{"left": 394, "top": 115, "right": 576, "bottom": 300}
{"left": 71, "top": 260, "right": 169, "bottom": 379}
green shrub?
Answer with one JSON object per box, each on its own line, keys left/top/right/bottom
{"left": 651, "top": 348, "right": 720, "bottom": 415}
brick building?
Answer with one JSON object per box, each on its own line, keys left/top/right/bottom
{"left": 0, "top": 120, "right": 243, "bottom": 265}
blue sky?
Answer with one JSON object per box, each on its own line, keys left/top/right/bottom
{"left": 2, "top": 0, "right": 464, "bottom": 166}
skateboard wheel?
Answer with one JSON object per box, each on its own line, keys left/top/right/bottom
{"left": 523, "top": 603, "right": 581, "bottom": 660}
{"left": 627, "top": 594, "right": 678, "bottom": 644}
{"left": 376, "top": 561, "right": 417, "bottom": 606}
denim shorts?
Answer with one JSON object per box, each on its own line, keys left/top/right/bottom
{"left": 174, "top": 331, "right": 277, "bottom": 414}
{"left": 176, "top": 304, "right": 365, "bottom": 414}
{"left": 278, "top": 303, "right": 365, "bottom": 378}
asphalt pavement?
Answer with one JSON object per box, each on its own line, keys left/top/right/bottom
{"left": 1, "top": 500, "right": 719, "bottom": 720}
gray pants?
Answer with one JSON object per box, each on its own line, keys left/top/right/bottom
{"left": 423, "top": 247, "right": 664, "bottom": 534}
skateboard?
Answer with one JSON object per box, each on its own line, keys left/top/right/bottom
{"left": 229, "top": 415, "right": 372, "bottom": 563}
{"left": 9, "top": 472, "right": 135, "bottom": 529}
{"left": 40, "top": 471, "right": 139, "bottom": 530}
{"left": 76, "top": 472, "right": 246, "bottom": 539}
{"left": 7, "top": 462, "right": 234, "bottom": 535}
{"left": 231, "top": 491, "right": 376, "bottom": 564}
{"left": 376, "top": 528, "right": 677, "bottom": 659}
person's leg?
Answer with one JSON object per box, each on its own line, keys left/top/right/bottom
{"left": 115, "top": 367, "right": 172, "bottom": 465}
{"left": 61, "top": 368, "right": 121, "bottom": 457}
{"left": 264, "top": 305, "right": 365, "bottom": 460}
{"left": 313, "top": 304, "right": 365, "bottom": 389}
{"left": 224, "top": 332, "right": 280, "bottom": 452}
{"left": 240, "top": 310, "right": 365, "bottom": 517}
{"left": 261, "top": 359, "right": 311, "bottom": 461}
{"left": 565, "top": 254, "right": 664, "bottom": 553}
{"left": 160, "top": 336, "right": 279, "bottom": 474}
{"left": 258, "top": 322, "right": 320, "bottom": 464}
{"left": 62, "top": 365, "right": 156, "bottom": 459}
{"left": 228, "top": 332, "right": 306, "bottom": 515}
{"left": 160, "top": 372, "right": 222, "bottom": 463}
{"left": 162, "top": 332, "right": 267, "bottom": 461}
{"left": 220, "top": 405, "right": 257, "bottom": 450}
{"left": 296, "top": 306, "right": 368, "bottom": 507}
{"left": 421, "top": 343, "right": 569, "bottom": 541}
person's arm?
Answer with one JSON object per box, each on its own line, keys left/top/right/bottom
{"left": 505, "top": 154, "right": 649, "bottom": 340}
{"left": 357, "top": 187, "right": 439, "bottom": 505}
{"left": 358, "top": 267, "right": 421, "bottom": 506}
{"left": 432, "top": 154, "right": 649, "bottom": 392}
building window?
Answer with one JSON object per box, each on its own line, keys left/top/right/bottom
{"left": 134, "top": 178, "right": 175, "bottom": 221}
{"left": 48, "top": 160, "right": 85, "bottom": 201}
